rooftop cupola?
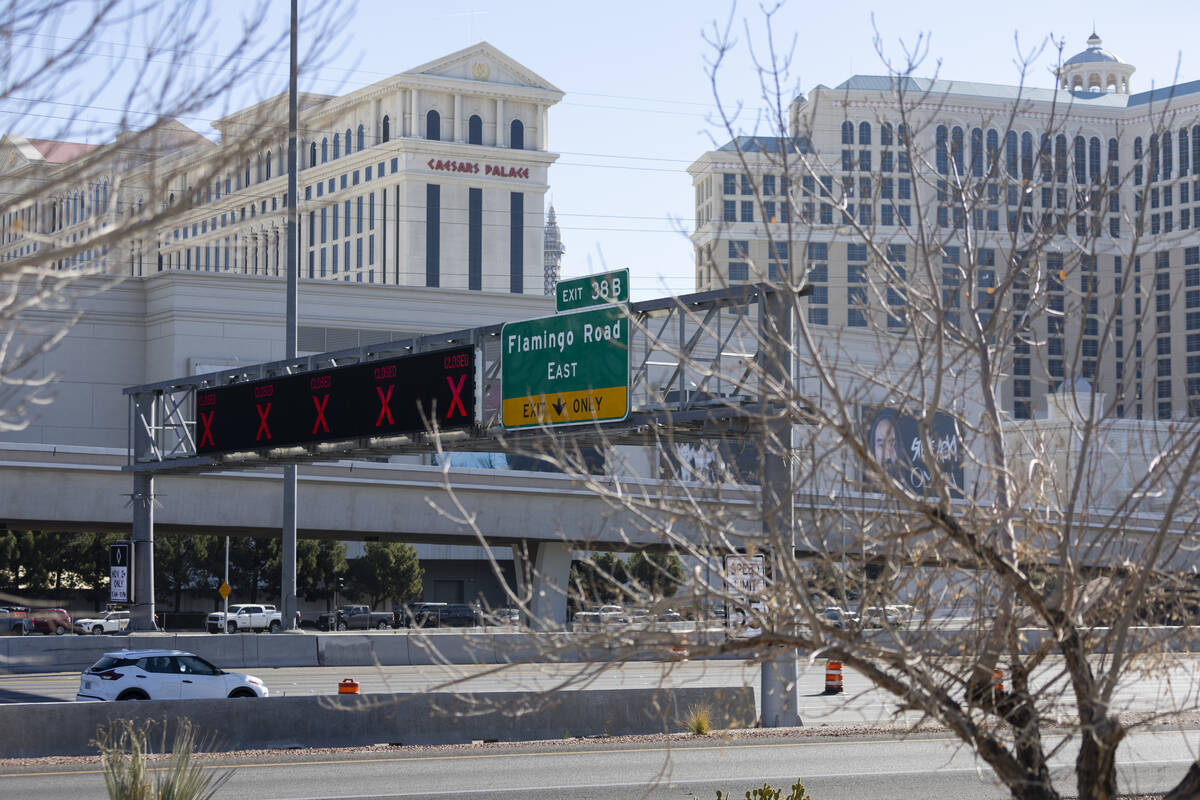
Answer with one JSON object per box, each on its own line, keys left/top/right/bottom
{"left": 1056, "top": 31, "right": 1134, "bottom": 94}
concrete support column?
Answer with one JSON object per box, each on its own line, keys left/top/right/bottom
{"left": 758, "top": 285, "right": 801, "bottom": 727}
{"left": 530, "top": 541, "right": 571, "bottom": 630}
{"left": 454, "top": 94, "right": 463, "bottom": 142}
{"left": 496, "top": 98, "right": 505, "bottom": 147}
{"left": 761, "top": 646, "right": 799, "bottom": 728}
{"left": 539, "top": 104, "right": 548, "bottom": 151}
{"left": 410, "top": 89, "right": 419, "bottom": 137}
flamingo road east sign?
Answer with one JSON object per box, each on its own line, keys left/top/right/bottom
{"left": 501, "top": 305, "right": 630, "bottom": 429}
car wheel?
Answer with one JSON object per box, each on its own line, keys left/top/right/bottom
{"left": 336, "top": 621, "right": 347, "bottom": 631}
{"left": 54, "top": 625, "right": 66, "bottom": 635}
{"left": 117, "top": 690, "right": 148, "bottom": 700}
{"left": 228, "top": 688, "right": 256, "bottom": 698}
{"left": 92, "top": 625, "right": 104, "bottom": 635}
{"left": 376, "top": 620, "right": 389, "bottom": 630}
{"left": 227, "top": 622, "right": 237, "bottom": 634}
{"left": 268, "top": 620, "right": 281, "bottom": 633}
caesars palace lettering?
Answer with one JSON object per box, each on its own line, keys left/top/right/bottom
{"left": 426, "top": 159, "right": 531, "bottom": 179}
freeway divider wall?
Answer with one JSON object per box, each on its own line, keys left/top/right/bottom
{"left": 0, "top": 686, "right": 757, "bottom": 757}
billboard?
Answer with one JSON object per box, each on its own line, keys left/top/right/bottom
{"left": 862, "top": 405, "right": 964, "bottom": 496}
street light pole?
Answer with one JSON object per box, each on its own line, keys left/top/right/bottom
{"left": 280, "top": 0, "right": 300, "bottom": 631}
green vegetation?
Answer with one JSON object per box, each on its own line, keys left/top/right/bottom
{"left": 683, "top": 703, "right": 712, "bottom": 735}
{"left": 712, "top": 779, "right": 812, "bottom": 800}
{"left": 95, "top": 719, "right": 232, "bottom": 800}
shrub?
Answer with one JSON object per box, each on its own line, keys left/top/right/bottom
{"left": 684, "top": 703, "right": 712, "bottom": 735}
{"left": 94, "top": 719, "right": 233, "bottom": 800}
{"left": 714, "top": 778, "right": 813, "bottom": 800}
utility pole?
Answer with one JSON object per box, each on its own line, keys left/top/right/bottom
{"left": 280, "top": 0, "right": 300, "bottom": 631}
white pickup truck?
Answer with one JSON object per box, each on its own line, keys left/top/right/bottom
{"left": 206, "top": 604, "right": 282, "bottom": 634}
{"left": 571, "top": 604, "right": 625, "bottom": 631}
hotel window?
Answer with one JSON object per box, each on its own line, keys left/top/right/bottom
{"left": 426, "top": 110, "right": 441, "bottom": 141}
{"left": 841, "top": 121, "right": 853, "bottom": 145}
{"left": 723, "top": 174, "right": 736, "bottom": 194}
{"left": 357, "top": 124, "right": 365, "bottom": 151}
{"left": 510, "top": 119, "right": 524, "bottom": 149}
{"left": 468, "top": 115, "right": 483, "bottom": 145}
{"left": 332, "top": 134, "right": 340, "bottom": 159}
{"left": 382, "top": 116, "right": 390, "bottom": 143}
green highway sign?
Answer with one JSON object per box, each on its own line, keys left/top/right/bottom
{"left": 501, "top": 305, "right": 630, "bottom": 429}
{"left": 555, "top": 268, "right": 629, "bottom": 312}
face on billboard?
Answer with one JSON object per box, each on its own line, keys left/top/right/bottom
{"left": 863, "top": 406, "right": 963, "bottom": 496}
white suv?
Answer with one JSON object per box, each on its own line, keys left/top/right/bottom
{"left": 73, "top": 611, "right": 129, "bottom": 635}
{"left": 75, "top": 649, "right": 268, "bottom": 701}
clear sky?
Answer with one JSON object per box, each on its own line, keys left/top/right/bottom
{"left": 19, "top": 0, "right": 1200, "bottom": 300}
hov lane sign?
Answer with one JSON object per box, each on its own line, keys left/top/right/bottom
{"left": 501, "top": 305, "right": 630, "bottom": 429}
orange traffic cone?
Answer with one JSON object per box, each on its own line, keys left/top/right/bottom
{"left": 824, "top": 660, "right": 843, "bottom": 694}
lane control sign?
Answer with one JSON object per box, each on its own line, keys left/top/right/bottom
{"left": 501, "top": 305, "right": 630, "bottom": 429}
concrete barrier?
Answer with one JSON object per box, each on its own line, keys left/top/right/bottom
{"left": 0, "top": 686, "right": 757, "bottom": 757}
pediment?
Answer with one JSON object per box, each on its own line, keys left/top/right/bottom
{"left": 406, "top": 42, "right": 563, "bottom": 95}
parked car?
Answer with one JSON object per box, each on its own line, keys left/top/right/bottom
{"left": 484, "top": 607, "right": 520, "bottom": 626}
{"left": 0, "top": 607, "right": 30, "bottom": 635}
{"left": 821, "top": 606, "right": 860, "bottom": 629}
{"left": 437, "top": 603, "right": 480, "bottom": 628}
{"left": 75, "top": 649, "right": 268, "bottom": 701}
{"left": 396, "top": 602, "right": 446, "bottom": 628}
{"left": 572, "top": 604, "right": 625, "bottom": 631}
{"left": 74, "top": 610, "right": 129, "bottom": 635}
{"left": 658, "top": 609, "right": 682, "bottom": 622}
{"left": 206, "top": 604, "right": 282, "bottom": 633}
{"left": 317, "top": 605, "right": 396, "bottom": 631}
{"left": 30, "top": 608, "right": 71, "bottom": 635}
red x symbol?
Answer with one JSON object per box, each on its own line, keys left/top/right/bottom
{"left": 446, "top": 374, "right": 467, "bottom": 419}
{"left": 255, "top": 402, "right": 272, "bottom": 441}
{"left": 199, "top": 410, "right": 215, "bottom": 447}
{"left": 312, "top": 394, "right": 330, "bottom": 434}
{"left": 375, "top": 385, "right": 394, "bottom": 427}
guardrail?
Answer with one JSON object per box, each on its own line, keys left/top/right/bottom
{"left": 0, "top": 687, "right": 758, "bottom": 757}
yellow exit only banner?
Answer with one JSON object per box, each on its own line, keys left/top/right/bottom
{"left": 501, "top": 386, "right": 628, "bottom": 427}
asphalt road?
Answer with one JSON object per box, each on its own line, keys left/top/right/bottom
{"left": 2, "top": 728, "right": 1197, "bottom": 799}
{"left": 5, "top": 657, "right": 1200, "bottom": 727}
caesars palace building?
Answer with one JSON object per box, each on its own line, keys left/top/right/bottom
{"left": 689, "top": 33, "right": 1200, "bottom": 422}
{"left": 0, "top": 44, "right": 570, "bottom": 607}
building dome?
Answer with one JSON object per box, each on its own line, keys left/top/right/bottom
{"left": 1056, "top": 32, "right": 1134, "bottom": 94}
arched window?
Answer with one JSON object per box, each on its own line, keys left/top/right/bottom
{"left": 1134, "top": 137, "right": 1143, "bottom": 160}
{"left": 1108, "top": 138, "right": 1119, "bottom": 163}
{"left": 986, "top": 129, "right": 999, "bottom": 171}
{"left": 970, "top": 127, "right": 983, "bottom": 177}
{"left": 256, "top": 154, "right": 263, "bottom": 183}
{"left": 880, "top": 123, "right": 893, "bottom": 146}
{"left": 1088, "top": 137, "right": 1101, "bottom": 181}
{"left": 897, "top": 124, "right": 907, "bottom": 146}
{"left": 266, "top": 152, "right": 272, "bottom": 180}
{"left": 950, "top": 126, "right": 964, "bottom": 175}
{"left": 1180, "top": 128, "right": 1190, "bottom": 176}
{"left": 382, "top": 115, "right": 390, "bottom": 143}
{"left": 468, "top": 114, "right": 483, "bottom": 145}
{"left": 1073, "top": 136, "right": 1086, "bottom": 183}
{"left": 345, "top": 128, "right": 352, "bottom": 154}
{"left": 244, "top": 159, "right": 250, "bottom": 187}
{"left": 1020, "top": 131, "right": 1034, "bottom": 180}
{"left": 1148, "top": 134, "right": 1158, "bottom": 181}
{"left": 1055, "top": 134, "right": 1068, "bottom": 182}
{"left": 1192, "top": 126, "right": 1200, "bottom": 175}
{"left": 510, "top": 119, "right": 523, "bottom": 149}
{"left": 1162, "top": 131, "right": 1173, "bottom": 179}
{"left": 1039, "top": 134, "right": 1051, "bottom": 182}
{"left": 332, "top": 134, "right": 340, "bottom": 159}
{"left": 225, "top": 174, "right": 231, "bottom": 194}
{"left": 426, "top": 110, "right": 440, "bottom": 141}
{"left": 935, "top": 125, "right": 948, "bottom": 174}
{"left": 858, "top": 121, "right": 871, "bottom": 145}
{"left": 309, "top": 142, "right": 317, "bottom": 167}
{"left": 841, "top": 121, "right": 854, "bottom": 145}
{"left": 1005, "top": 131, "right": 1018, "bottom": 177}
{"left": 357, "top": 124, "right": 365, "bottom": 151}
{"left": 102, "top": 180, "right": 108, "bottom": 213}
{"left": 322, "top": 138, "right": 328, "bottom": 163}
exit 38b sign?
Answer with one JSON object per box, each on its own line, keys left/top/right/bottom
{"left": 195, "top": 347, "right": 475, "bottom": 455}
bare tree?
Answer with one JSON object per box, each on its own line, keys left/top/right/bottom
{"left": 429, "top": 8, "right": 1200, "bottom": 800}
{"left": 0, "top": 0, "right": 337, "bottom": 434}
